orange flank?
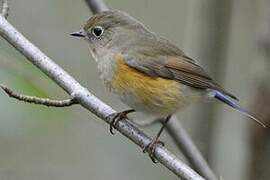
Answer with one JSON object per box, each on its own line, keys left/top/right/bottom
{"left": 111, "top": 53, "right": 186, "bottom": 115}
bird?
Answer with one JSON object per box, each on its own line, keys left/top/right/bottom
{"left": 71, "top": 10, "right": 266, "bottom": 161}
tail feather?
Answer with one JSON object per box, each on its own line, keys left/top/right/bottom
{"left": 213, "top": 90, "right": 267, "bottom": 128}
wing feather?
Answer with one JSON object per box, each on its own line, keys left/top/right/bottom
{"left": 122, "top": 42, "right": 238, "bottom": 100}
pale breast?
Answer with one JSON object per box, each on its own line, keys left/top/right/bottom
{"left": 96, "top": 51, "right": 117, "bottom": 89}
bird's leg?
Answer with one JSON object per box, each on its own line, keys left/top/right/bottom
{"left": 143, "top": 115, "right": 172, "bottom": 163}
{"left": 108, "top": 109, "right": 135, "bottom": 135}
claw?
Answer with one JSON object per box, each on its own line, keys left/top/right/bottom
{"left": 143, "top": 139, "right": 165, "bottom": 163}
{"left": 108, "top": 109, "right": 135, "bottom": 135}
{"left": 141, "top": 115, "right": 172, "bottom": 163}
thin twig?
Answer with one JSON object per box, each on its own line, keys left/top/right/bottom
{"left": 83, "top": 0, "right": 218, "bottom": 179}
{"left": 1, "top": 0, "right": 9, "bottom": 18}
{"left": 0, "top": 14, "right": 204, "bottom": 180}
{"left": 84, "top": 0, "right": 108, "bottom": 14}
{"left": 0, "top": 84, "right": 77, "bottom": 107}
{"left": 166, "top": 117, "right": 218, "bottom": 180}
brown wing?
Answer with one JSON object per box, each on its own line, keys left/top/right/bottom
{"left": 166, "top": 56, "right": 209, "bottom": 78}
{"left": 166, "top": 56, "right": 238, "bottom": 100}
{"left": 165, "top": 56, "right": 214, "bottom": 89}
{"left": 123, "top": 51, "right": 214, "bottom": 89}
{"left": 123, "top": 53, "right": 238, "bottom": 100}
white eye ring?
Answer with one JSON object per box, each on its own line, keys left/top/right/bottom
{"left": 92, "top": 26, "right": 104, "bottom": 37}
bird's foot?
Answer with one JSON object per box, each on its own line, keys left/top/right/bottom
{"left": 108, "top": 109, "right": 135, "bottom": 135}
{"left": 142, "top": 139, "right": 165, "bottom": 163}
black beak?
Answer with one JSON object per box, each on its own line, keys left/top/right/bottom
{"left": 70, "top": 31, "right": 85, "bottom": 37}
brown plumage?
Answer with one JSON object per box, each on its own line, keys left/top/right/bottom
{"left": 71, "top": 10, "right": 266, "bottom": 160}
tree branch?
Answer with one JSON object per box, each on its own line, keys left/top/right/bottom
{"left": 166, "top": 117, "right": 218, "bottom": 180}
{"left": 1, "top": 0, "right": 8, "bottom": 18}
{"left": 84, "top": 0, "right": 108, "bottom": 14}
{"left": 0, "top": 84, "right": 77, "bottom": 107}
{"left": 0, "top": 11, "right": 205, "bottom": 180}
{"left": 83, "top": 0, "right": 218, "bottom": 179}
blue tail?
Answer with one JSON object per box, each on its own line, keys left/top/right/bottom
{"left": 213, "top": 90, "right": 267, "bottom": 127}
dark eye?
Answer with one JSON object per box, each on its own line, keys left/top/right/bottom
{"left": 92, "top": 26, "right": 104, "bottom": 37}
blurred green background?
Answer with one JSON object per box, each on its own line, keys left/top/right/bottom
{"left": 0, "top": 0, "right": 269, "bottom": 180}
